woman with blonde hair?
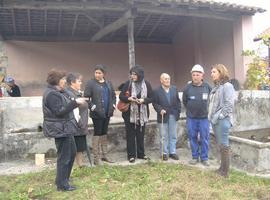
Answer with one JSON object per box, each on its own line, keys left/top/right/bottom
{"left": 208, "top": 64, "right": 235, "bottom": 178}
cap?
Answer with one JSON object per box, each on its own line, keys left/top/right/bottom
{"left": 5, "top": 76, "right": 14, "bottom": 83}
{"left": 191, "top": 64, "right": 204, "bottom": 73}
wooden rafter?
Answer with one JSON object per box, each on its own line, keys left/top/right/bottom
{"left": 135, "top": 14, "right": 151, "bottom": 37}
{"left": 72, "top": 14, "right": 79, "bottom": 37}
{"left": 147, "top": 15, "right": 164, "bottom": 38}
{"left": 91, "top": 9, "right": 136, "bottom": 42}
{"left": 2, "top": 1, "right": 126, "bottom": 12}
{"left": 57, "top": 10, "right": 62, "bottom": 35}
{"left": 44, "top": 9, "right": 47, "bottom": 35}
{"left": 11, "top": 9, "right": 16, "bottom": 35}
{"left": 83, "top": 13, "right": 103, "bottom": 29}
{"left": 27, "top": 9, "right": 32, "bottom": 35}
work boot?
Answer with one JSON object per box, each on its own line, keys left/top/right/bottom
{"left": 189, "top": 158, "right": 199, "bottom": 165}
{"left": 92, "top": 136, "right": 101, "bottom": 166}
{"left": 217, "top": 145, "right": 230, "bottom": 178}
{"left": 100, "top": 135, "right": 114, "bottom": 163}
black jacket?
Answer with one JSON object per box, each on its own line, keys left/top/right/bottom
{"left": 153, "top": 85, "right": 181, "bottom": 123}
{"left": 42, "top": 85, "right": 79, "bottom": 138}
{"left": 119, "top": 80, "right": 153, "bottom": 121}
{"left": 84, "top": 79, "right": 116, "bottom": 119}
{"left": 65, "top": 87, "right": 89, "bottom": 136}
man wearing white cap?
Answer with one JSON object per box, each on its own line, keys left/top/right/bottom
{"left": 182, "top": 64, "right": 211, "bottom": 166}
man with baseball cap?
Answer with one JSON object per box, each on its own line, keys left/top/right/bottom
{"left": 182, "top": 64, "right": 211, "bottom": 166}
{"left": 5, "top": 76, "right": 21, "bottom": 97}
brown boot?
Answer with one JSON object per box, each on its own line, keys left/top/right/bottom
{"left": 75, "top": 152, "right": 85, "bottom": 167}
{"left": 215, "top": 145, "right": 223, "bottom": 174}
{"left": 217, "top": 145, "right": 230, "bottom": 178}
{"left": 100, "top": 135, "right": 114, "bottom": 163}
{"left": 92, "top": 136, "right": 101, "bottom": 166}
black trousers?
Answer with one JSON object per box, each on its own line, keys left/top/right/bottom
{"left": 55, "top": 135, "right": 77, "bottom": 188}
{"left": 124, "top": 120, "right": 145, "bottom": 159}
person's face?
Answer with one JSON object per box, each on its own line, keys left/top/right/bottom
{"left": 71, "top": 78, "right": 82, "bottom": 91}
{"left": 59, "top": 77, "right": 66, "bottom": 90}
{"left": 160, "top": 74, "right": 170, "bottom": 88}
{"left": 191, "top": 72, "right": 204, "bottom": 85}
{"left": 211, "top": 68, "right": 220, "bottom": 82}
{"left": 130, "top": 72, "right": 138, "bottom": 82}
{"left": 95, "top": 69, "right": 104, "bottom": 81}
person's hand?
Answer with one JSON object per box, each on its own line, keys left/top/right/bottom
{"left": 136, "top": 98, "right": 144, "bottom": 104}
{"left": 75, "top": 97, "right": 86, "bottom": 105}
{"left": 128, "top": 96, "right": 137, "bottom": 102}
{"left": 160, "top": 109, "right": 166, "bottom": 116}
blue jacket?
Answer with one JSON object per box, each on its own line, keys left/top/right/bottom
{"left": 153, "top": 85, "right": 181, "bottom": 123}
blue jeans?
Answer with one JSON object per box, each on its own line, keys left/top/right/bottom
{"left": 187, "top": 117, "right": 210, "bottom": 161}
{"left": 158, "top": 115, "right": 178, "bottom": 155}
{"left": 212, "top": 117, "right": 231, "bottom": 147}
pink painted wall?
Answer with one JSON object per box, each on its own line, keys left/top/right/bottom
{"left": 5, "top": 41, "right": 175, "bottom": 96}
{"left": 173, "top": 18, "right": 235, "bottom": 90}
{"left": 4, "top": 18, "right": 239, "bottom": 96}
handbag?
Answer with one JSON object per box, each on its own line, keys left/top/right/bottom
{"left": 117, "top": 82, "right": 131, "bottom": 112}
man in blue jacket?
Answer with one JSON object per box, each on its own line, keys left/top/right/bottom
{"left": 182, "top": 64, "right": 211, "bottom": 166}
{"left": 153, "top": 73, "right": 181, "bottom": 161}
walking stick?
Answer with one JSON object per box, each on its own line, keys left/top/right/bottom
{"left": 161, "top": 113, "right": 164, "bottom": 160}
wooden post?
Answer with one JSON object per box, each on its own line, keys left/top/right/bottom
{"left": 0, "top": 35, "right": 8, "bottom": 77}
{"left": 128, "top": 17, "right": 135, "bottom": 69}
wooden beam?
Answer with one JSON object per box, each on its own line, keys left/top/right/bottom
{"left": 83, "top": 13, "right": 103, "bottom": 29}
{"left": 44, "top": 9, "right": 47, "bottom": 35}
{"left": 147, "top": 15, "right": 164, "bottom": 38}
{"left": 57, "top": 10, "right": 62, "bottom": 35}
{"left": 2, "top": 1, "right": 126, "bottom": 12}
{"left": 11, "top": 9, "right": 17, "bottom": 35}
{"left": 72, "top": 14, "right": 79, "bottom": 37}
{"left": 135, "top": 14, "right": 151, "bottom": 37}
{"left": 91, "top": 9, "right": 135, "bottom": 42}
{"left": 27, "top": 9, "right": 32, "bottom": 35}
{"left": 138, "top": 6, "right": 237, "bottom": 21}
{"left": 128, "top": 17, "right": 135, "bottom": 69}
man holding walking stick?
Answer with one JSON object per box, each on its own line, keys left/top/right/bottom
{"left": 153, "top": 73, "right": 181, "bottom": 161}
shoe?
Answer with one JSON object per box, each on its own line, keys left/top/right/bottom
{"left": 57, "top": 185, "right": 76, "bottom": 191}
{"left": 169, "top": 154, "right": 179, "bottom": 160}
{"left": 189, "top": 158, "right": 199, "bottom": 165}
{"left": 138, "top": 155, "right": 150, "bottom": 160}
{"left": 101, "top": 157, "right": 114, "bottom": 163}
{"left": 161, "top": 154, "right": 168, "bottom": 161}
{"left": 201, "top": 160, "right": 210, "bottom": 166}
{"left": 129, "top": 157, "right": 135, "bottom": 163}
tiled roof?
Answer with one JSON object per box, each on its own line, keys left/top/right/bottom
{"left": 152, "top": 0, "right": 265, "bottom": 14}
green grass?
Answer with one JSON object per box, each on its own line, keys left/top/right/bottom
{"left": 0, "top": 162, "right": 270, "bottom": 200}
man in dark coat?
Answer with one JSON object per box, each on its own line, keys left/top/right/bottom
{"left": 153, "top": 73, "right": 181, "bottom": 161}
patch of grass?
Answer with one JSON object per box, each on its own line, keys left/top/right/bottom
{"left": 0, "top": 162, "right": 270, "bottom": 200}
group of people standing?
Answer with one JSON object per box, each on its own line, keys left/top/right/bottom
{"left": 42, "top": 63, "right": 235, "bottom": 191}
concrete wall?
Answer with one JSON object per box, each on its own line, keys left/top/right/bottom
{"left": 5, "top": 41, "right": 175, "bottom": 96}
{"left": 1, "top": 90, "right": 270, "bottom": 162}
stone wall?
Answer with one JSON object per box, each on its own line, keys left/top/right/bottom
{"left": 1, "top": 90, "right": 270, "bottom": 162}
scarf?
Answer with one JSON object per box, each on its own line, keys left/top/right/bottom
{"left": 130, "top": 80, "right": 148, "bottom": 127}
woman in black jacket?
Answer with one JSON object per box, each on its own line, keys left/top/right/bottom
{"left": 65, "top": 73, "right": 89, "bottom": 168}
{"left": 84, "top": 65, "right": 116, "bottom": 165}
{"left": 43, "top": 69, "right": 86, "bottom": 191}
{"left": 119, "top": 65, "right": 153, "bottom": 163}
